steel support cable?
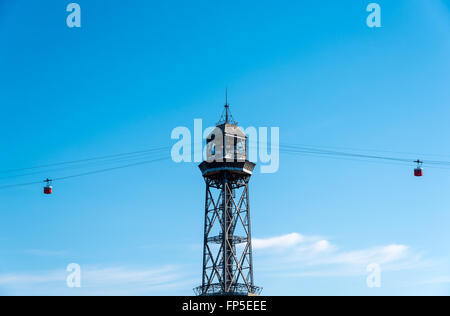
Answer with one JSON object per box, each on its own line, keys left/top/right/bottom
{"left": 278, "top": 146, "right": 413, "bottom": 163}
{"left": 281, "top": 150, "right": 414, "bottom": 167}
{"left": 51, "top": 156, "right": 170, "bottom": 181}
{"left": 6, "top": 138, "right": 440, "bottom": 174}
{"left": 5, "top": 139, "right": 450, "bottom": 176}
{"left": 278, "top": 145, "right": 450, "bottom": 167}
{"left": 0, "top": 156, "right": 170, "bottom": 190}
{"left": 247, "top": 141, "right": 450, "bottom": 165}
{"left": 278, "top": 143, "right": 450, "bottom": 166}
{"left": 4, "top": 140, "right": 450, "bottom": 191}
{"left": 197, "top": 141, "right": 416, "bottom": 165}
{"left": 0, "top": 148, "right": 170, "bottom": 181}
{"left": 279, "top": 142, "right": 450, "bottom": 160}
{"left": 197, "top": 142, "right": 450, "bottom": 170}
{"left": 190, "top": 140, "right": 450, "bottom": 168}
{"left": 0, "top": 180, "right": 46, "bottom": 190}
{"left": 281, "top": 149, "right": 450, "bottom": 170}
{"left": 0, "top": 146, "right": 171, "bottom": 174}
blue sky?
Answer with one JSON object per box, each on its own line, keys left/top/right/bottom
{"left": 0, "top": 0, "right": 450, "bottom": 295}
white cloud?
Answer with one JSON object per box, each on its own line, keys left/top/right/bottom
{"left": 252, "top": 233, "right": 304, "bottom": 249}
{"left": 420, "top": 275, "right": 450, "bottom": 285}
{"left": 253, "top": 232, "right": 428, "bottom": 278}
{"left": 0, "top": 271, "right": 63, "bottom": 285}
{"left": 25, "top": 249, "right": 67, "bottom": 257}
{"left": 312, "top": 240, "right": 332, "bottom": 252}
{"left": 0, "top": 265, "right": 194, "bottom": 296}
{"left": 323, "top": 244, "right": 409, "bottom": 266}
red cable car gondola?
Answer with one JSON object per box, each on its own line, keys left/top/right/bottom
{"left": 44, "top": 178, "right": 53, "bottom": 194}
{"left": 414, "top": 160, "right": 423, "bottom": 177}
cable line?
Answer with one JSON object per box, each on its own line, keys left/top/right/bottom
{"left": 4, "top": 140, "right": 450, "bottom": 192}
{"left": 0, "top": 156, "right": 169, "bottom": 190}
{"left": 0, "top": 146, "right": 170, "bottom": 174}
{"left": 0, "top": 148, "right": 170, "bottom": 181}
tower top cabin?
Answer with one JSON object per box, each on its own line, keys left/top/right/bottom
{"left": 205, "top": 101, "right": 248, "bottom": 163}
{"left": 199, "top": 97, "right": 255, "bottom": 180}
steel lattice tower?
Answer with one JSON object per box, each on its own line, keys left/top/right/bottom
{"left": 194, "top": 99, "right": 261, "bottom": 296}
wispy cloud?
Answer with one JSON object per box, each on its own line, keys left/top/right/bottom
{"left": 419, "top": 275, "right": 450, "bottom": 285}
{"left": 253, "top": 233, "right": 432, "bottom": 278}
{"left": 0, "top": 265, "right": 194, "bottom": 296}
{"left": 0, "top": 271, "right": 63, "bottom": 285}
{"left": 24, "top": 249, "right": 67, "bottom": 257}
{"left": 253, "top": 233, "right": 304, "bottom": 249}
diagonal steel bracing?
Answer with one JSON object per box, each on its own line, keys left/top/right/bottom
{"left": 195, "top": 174, "right": 261, "bottom": 296}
